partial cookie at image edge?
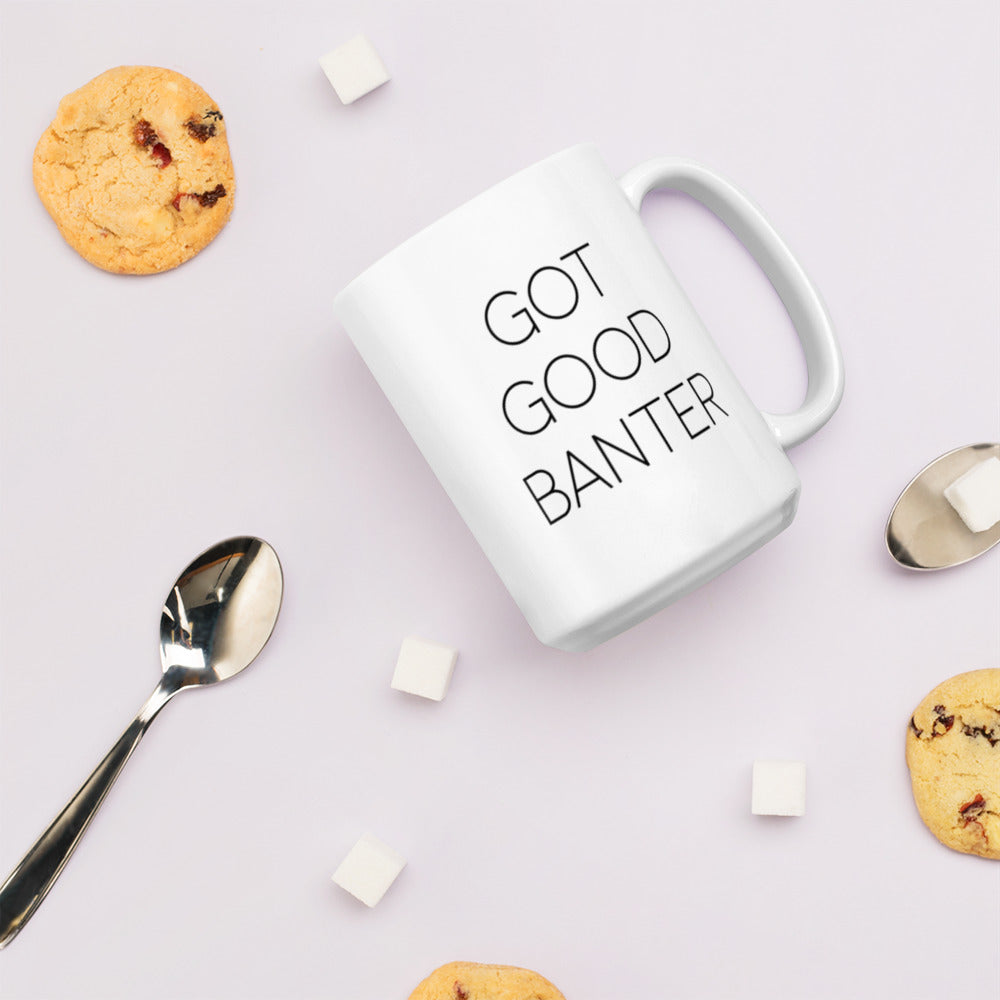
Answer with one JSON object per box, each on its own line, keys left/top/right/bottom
{"left": 407, "top": 961, "right": 567, "bottom": 1000}
{"left": 905, "top": 667, "right": 1000, "bottom": 860}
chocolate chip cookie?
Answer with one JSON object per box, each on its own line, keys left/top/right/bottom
{"left": 906, "top": 668, "right": 1000, "bottom": 859}
{"left": 408, "top": 962, "right": 566, "bottom": 1000}
{"left": 33, "top": 66, "right": 234, "bottom": 274}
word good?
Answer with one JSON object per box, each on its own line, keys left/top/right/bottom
{"left": 500, "top": 309, "right": 673, "bottom": 435}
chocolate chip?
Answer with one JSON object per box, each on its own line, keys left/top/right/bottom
{"left": 133, "top": 119, "right": 155, "bottom": 146}
{"left": 150, "top": 142, "right": 171, "bottom": 168}
{"left": 962, "top": 723, "right": 999, "bottom": 747}
{"left": 133, "top": 120, "right": 171, "bottom": 168}
{"left": 171, "top": 184, "right": 227, "bottom": 211}
{"left": 185, "top": 120, "right": 217, "bottom": 142}
{"left": 959, "top": 794, "right": 986, "bottom": 820}
{"left": 195, "top": 184, "right": 226, "bottom": 207}
{"left": 931, "top": 705, "right": 955, "bottom": 736}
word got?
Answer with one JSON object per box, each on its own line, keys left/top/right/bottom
{"left": 484, "top": 242, "right": 728, "bottom": 525}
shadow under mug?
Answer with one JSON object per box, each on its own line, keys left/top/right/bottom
{"left": 335, "top": 144, "right": 844, "bottom": 651}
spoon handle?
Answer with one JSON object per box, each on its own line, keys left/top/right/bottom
{"left": 0, "top": 684, "right": 171, "bottom": 948}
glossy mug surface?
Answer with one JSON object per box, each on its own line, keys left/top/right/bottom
{"left": 335, "top": 144, "right": 843, "bottom": 651}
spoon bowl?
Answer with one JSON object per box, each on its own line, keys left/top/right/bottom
{"left": 0, "top": 536, "right": 283, "bottom": 948}
{"left": 160, "top": 536, "right": 284, "bottom": 685}
{"left": 886, "top": 443, "right": 1000, "bottom": 570}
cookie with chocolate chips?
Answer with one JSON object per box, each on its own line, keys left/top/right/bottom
{"left": 906, "top": 668, "right": 1000, "bottom": 860}
{"left": 408, "top": 962, "right": 566, "bottom": 1000}
{"left": 33, "top": 66, "right": 234, "bottom": 274}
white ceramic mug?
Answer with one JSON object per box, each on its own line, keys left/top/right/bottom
{"left": 335, "top": 144, "right": 844, "bottom": 651}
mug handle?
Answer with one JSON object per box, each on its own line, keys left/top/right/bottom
{"left": 619, "top": 158, "right": 844, "bottom": 450}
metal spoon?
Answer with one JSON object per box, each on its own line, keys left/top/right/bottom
{"left": 886, "top": 443, "right": 1000, "bottom": 569}
{"left": 0, "top": 536, "right": 283, "bottom": 948}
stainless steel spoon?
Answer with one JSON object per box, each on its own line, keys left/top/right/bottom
{"left": 0, "top": 536, "right": 283, "bottom": 948}
{"left": 886, "top": 443, "right": 1000, "bottom": 569}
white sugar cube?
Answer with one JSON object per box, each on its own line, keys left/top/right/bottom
{"left": 944, "top": 456, "right": 1000, "bottom": 533}
{"left": 751, "top": 760, "right": 806, "bottom": 816}
{"left": 391, "top": 636, "right": 458, "bottom": 701}
{"left": 319, "top": 35, "right": 390, "bottom": 105}
{"left": 331, "top": 833, "right": 406, "bottom": 907}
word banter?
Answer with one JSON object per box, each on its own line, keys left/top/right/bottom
{"left": 522, "top": 375, "right": 728, "bottom": 524}
{"left": 485, "top": 242, "right": 730, "bottom": 525}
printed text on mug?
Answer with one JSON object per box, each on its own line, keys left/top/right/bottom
{"left": 485, "top": 243, "right": 729, "bottom": 525}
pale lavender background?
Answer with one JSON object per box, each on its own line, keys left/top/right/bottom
{"left": 1, "top": 2, "right": 998, "bottom": 998}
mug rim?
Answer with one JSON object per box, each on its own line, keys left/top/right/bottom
{"left": 333, "top": 142, "right": 599, "bottom": 308}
